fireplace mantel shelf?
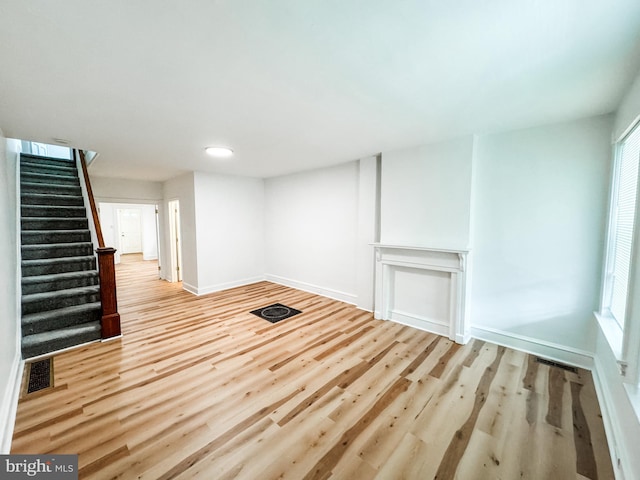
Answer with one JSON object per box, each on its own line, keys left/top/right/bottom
{"left": 370, "top": 243, "right": 470, "bottom": 255}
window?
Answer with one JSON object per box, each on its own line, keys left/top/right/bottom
{"left": 598, "top": 120, "right": 640, "bottom": 382}
{"left": 597, "top": 118, "right": 640, "bottom": 425}
{"left": 606, "top": 122, "right": 640, "bottom": 329}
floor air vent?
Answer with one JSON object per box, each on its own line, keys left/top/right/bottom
{"left": 26, "top": 358, "right": 53, "bottom": 394}
{"left": 536, "top": 357, "right": 578, "bottom": 374}
{"left": 250, "top": 303, "right": 302, "bottom": 324}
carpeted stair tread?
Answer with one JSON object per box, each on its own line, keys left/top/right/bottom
{"left": 22, "top": 302, "right": 102, "bottom": 324}
{"left": 22, "top": 304, "right": 102, "bottom": 336}
{"left": 20, "top": 153, "right": 75, "bottom": 162}
{"left": 22, "top": 322, "right": 101, "bottom": 343}
{"left": 22, "top": 270, "right": 99, "bottom": 295}
{"left": 21, "top": 179, "right": 80, "bottom": 189}
{"left": 22, "top": 270, "right": 99, "bottom": 285}
{"left": 22, "top": 255, "right": 95, "bottom": 267}
{"left": 20, "top": 181, "right": 81, "bottom": 195}
{"left": 19, "top": 154, "right": 76, "bottom": 170}
{"left": 21, "top": 321, "right": 102, "bottom": 358}
{"left": 21, "top": 205, "right": 86, "bottom": 218}
{"left": 22, "top": 285, "right": 100, "bottom": 304}
{"left": 21, "top": 161, "right": 77, "bottom": 176}
{"left": 21, "top": 216, "right": 88, "bottom": 230}
{"left": 22, "top": 229, "right": 91, "bottom": 245}
{"left": 21, "top": 192, "right": 84, "bottom": 206}
{"left": 21, "top": 253, "right": 95, "bottom": 276}
{"left": 21, "top": 164, "right": 76, "bottom": 173}
{"left": 21, "top": 285, "right": 101, "bottom": 315}
{"left": 21, "top": 171, "right": 80, "bottom": 185}
{"left": 22, "top": 242, "right": 94, "bottom": 260}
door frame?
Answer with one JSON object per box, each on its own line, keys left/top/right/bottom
{"left": 168, "top": 199, "right": 182, "bottom": 283}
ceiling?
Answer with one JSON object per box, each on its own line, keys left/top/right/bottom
{"left": 1, "top": 1, "right": 640, "bottom": 182}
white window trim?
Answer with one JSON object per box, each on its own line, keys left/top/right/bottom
{"left": 598, "top": 117, "right": 640, "bottom": 386}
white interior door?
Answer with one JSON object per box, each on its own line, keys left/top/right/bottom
{"left": 168, "top": 200, "right": 182, "bottom": 282}
{"left": 117, "top": 208, "right": 143, "bottom": 254}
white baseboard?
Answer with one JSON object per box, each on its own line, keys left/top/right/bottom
{"left": 456, "top": 332, "right": 473, "bottom": 345}
{"left": 182, "top": 282, "right": 198, "bottom": 295}
{"left": 265, "top": 274, "right": 357, "bottom": 305}
{"left": 1, "top": 352, "right": 24, "bottom": 453}
{"left": 183, "top": 276, "right": 266, "bottom": 296}
{"left": 388, "top": 309, "right": 449, "bottom": 337}
{"left": 101, "top": 334, "right": 123, "bottom": 343}
{"left": 592, "top": 357, "right": 629, "bottom": 480}
{"left": 470, "top": 325, "right": 594, "bottom": 369}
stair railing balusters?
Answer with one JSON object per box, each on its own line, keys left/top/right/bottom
{"left": 76, "top": 149, "right": 121, "bottom": 338}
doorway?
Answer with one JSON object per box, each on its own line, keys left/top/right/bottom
{"left": 98, "top": 202, "right": 159, "bottom": 268}
{"left": 168, "top": 199, "right": 182, "bottom": 282}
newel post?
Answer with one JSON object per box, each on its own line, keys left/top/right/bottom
{"left": 97, "top": 247, "right": 121, "bottom": 337}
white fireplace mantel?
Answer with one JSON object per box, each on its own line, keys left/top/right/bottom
{"left": 372, "top": 244, "right": 471, "bottom": 344}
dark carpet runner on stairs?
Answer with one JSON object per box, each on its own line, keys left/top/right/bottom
{"left": 20, "top": 153, "right": 102, "bottom": 358}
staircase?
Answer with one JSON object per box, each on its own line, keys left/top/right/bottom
{"left": 20, "top": 153, "right": 102, "bottom": 358}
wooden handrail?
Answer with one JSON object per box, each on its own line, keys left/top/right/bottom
{"left": 77, "top": 149, "right": 121, "bottom": 338}
{"left": 79, "top": 150, "right": 105, "bottom": 248}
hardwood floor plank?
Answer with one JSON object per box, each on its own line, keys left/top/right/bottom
{"left": 579, "top": 373, "right": 616, "bottom": 479}
{"left": 571, "top": 381, "right": 599, "bottom": 479}
{"left": 433, "top": 346, "right": 506, "bottom": 479}
{"left": 546, "top": 365, "right": 566, "bottom": 428}
{"left": 10, "top": 257, "right": 614, "bottom": 479}
{"left": 302, "top": 377, "right": 412, "bottom": 480}
{"left": 156, "top": 388, "right": 303, "bottom": 479}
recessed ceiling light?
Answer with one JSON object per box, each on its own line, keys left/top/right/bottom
{"left": 205, "top": 146, "right": 234, "bottom": 158}
{"left": 52, "top": 138, "right": 71, "bottom": 145}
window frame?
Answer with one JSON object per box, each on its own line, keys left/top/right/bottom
{"left": 599, "top": 118, "right": 640, "bottom": 385}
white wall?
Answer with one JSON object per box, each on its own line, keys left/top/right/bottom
{"left": 614, "top": 70, "right": 640, "bottom": 141}
{"left": 0, "top": 132, "right": 21, "bottom": 453}
{"left": 91, "top": 176, "right": 163, "bottom": 204}
{"left": 140, "top": 205, "right": 158, "bottom": 261}
{"left": 191, "top": 172, "right": 265, "bottom": 295}
{"left": 163, "top": 173, "right": 197, "bottom": 287}
{"left": 99, "top": 203, "right": 116, "bottom": 250}
{"left": 470, "top": 115, "right": 612, "bottom": 356}
{"left": 265, "top": 161, "right": 360, "bottom": 304}
{"left": 380, "top": 136, "right": 475, "bottom": 249}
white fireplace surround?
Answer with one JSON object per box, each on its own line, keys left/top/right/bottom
{"left": 372, "top": 244, "right": 471, "bottom": 344}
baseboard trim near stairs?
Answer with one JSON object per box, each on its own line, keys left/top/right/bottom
{"left": 0, "top": 351, "right": 24, "bottom": 453}
{"left": 101, "top": 334, "right": 122, "bottom": 343}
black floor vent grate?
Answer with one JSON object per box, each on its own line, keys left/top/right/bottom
{"left": 536, "top": 357, "right": 578, "bottom": 374}
{"left": 250, "top": 303, "right": 302, "bottom": 324}
{"left": 26, "top": 358, "right": 53, "bottom": 393}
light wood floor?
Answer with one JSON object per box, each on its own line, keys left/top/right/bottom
{"left": 12, "top": 257, "right": 614, "bottom": 479}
